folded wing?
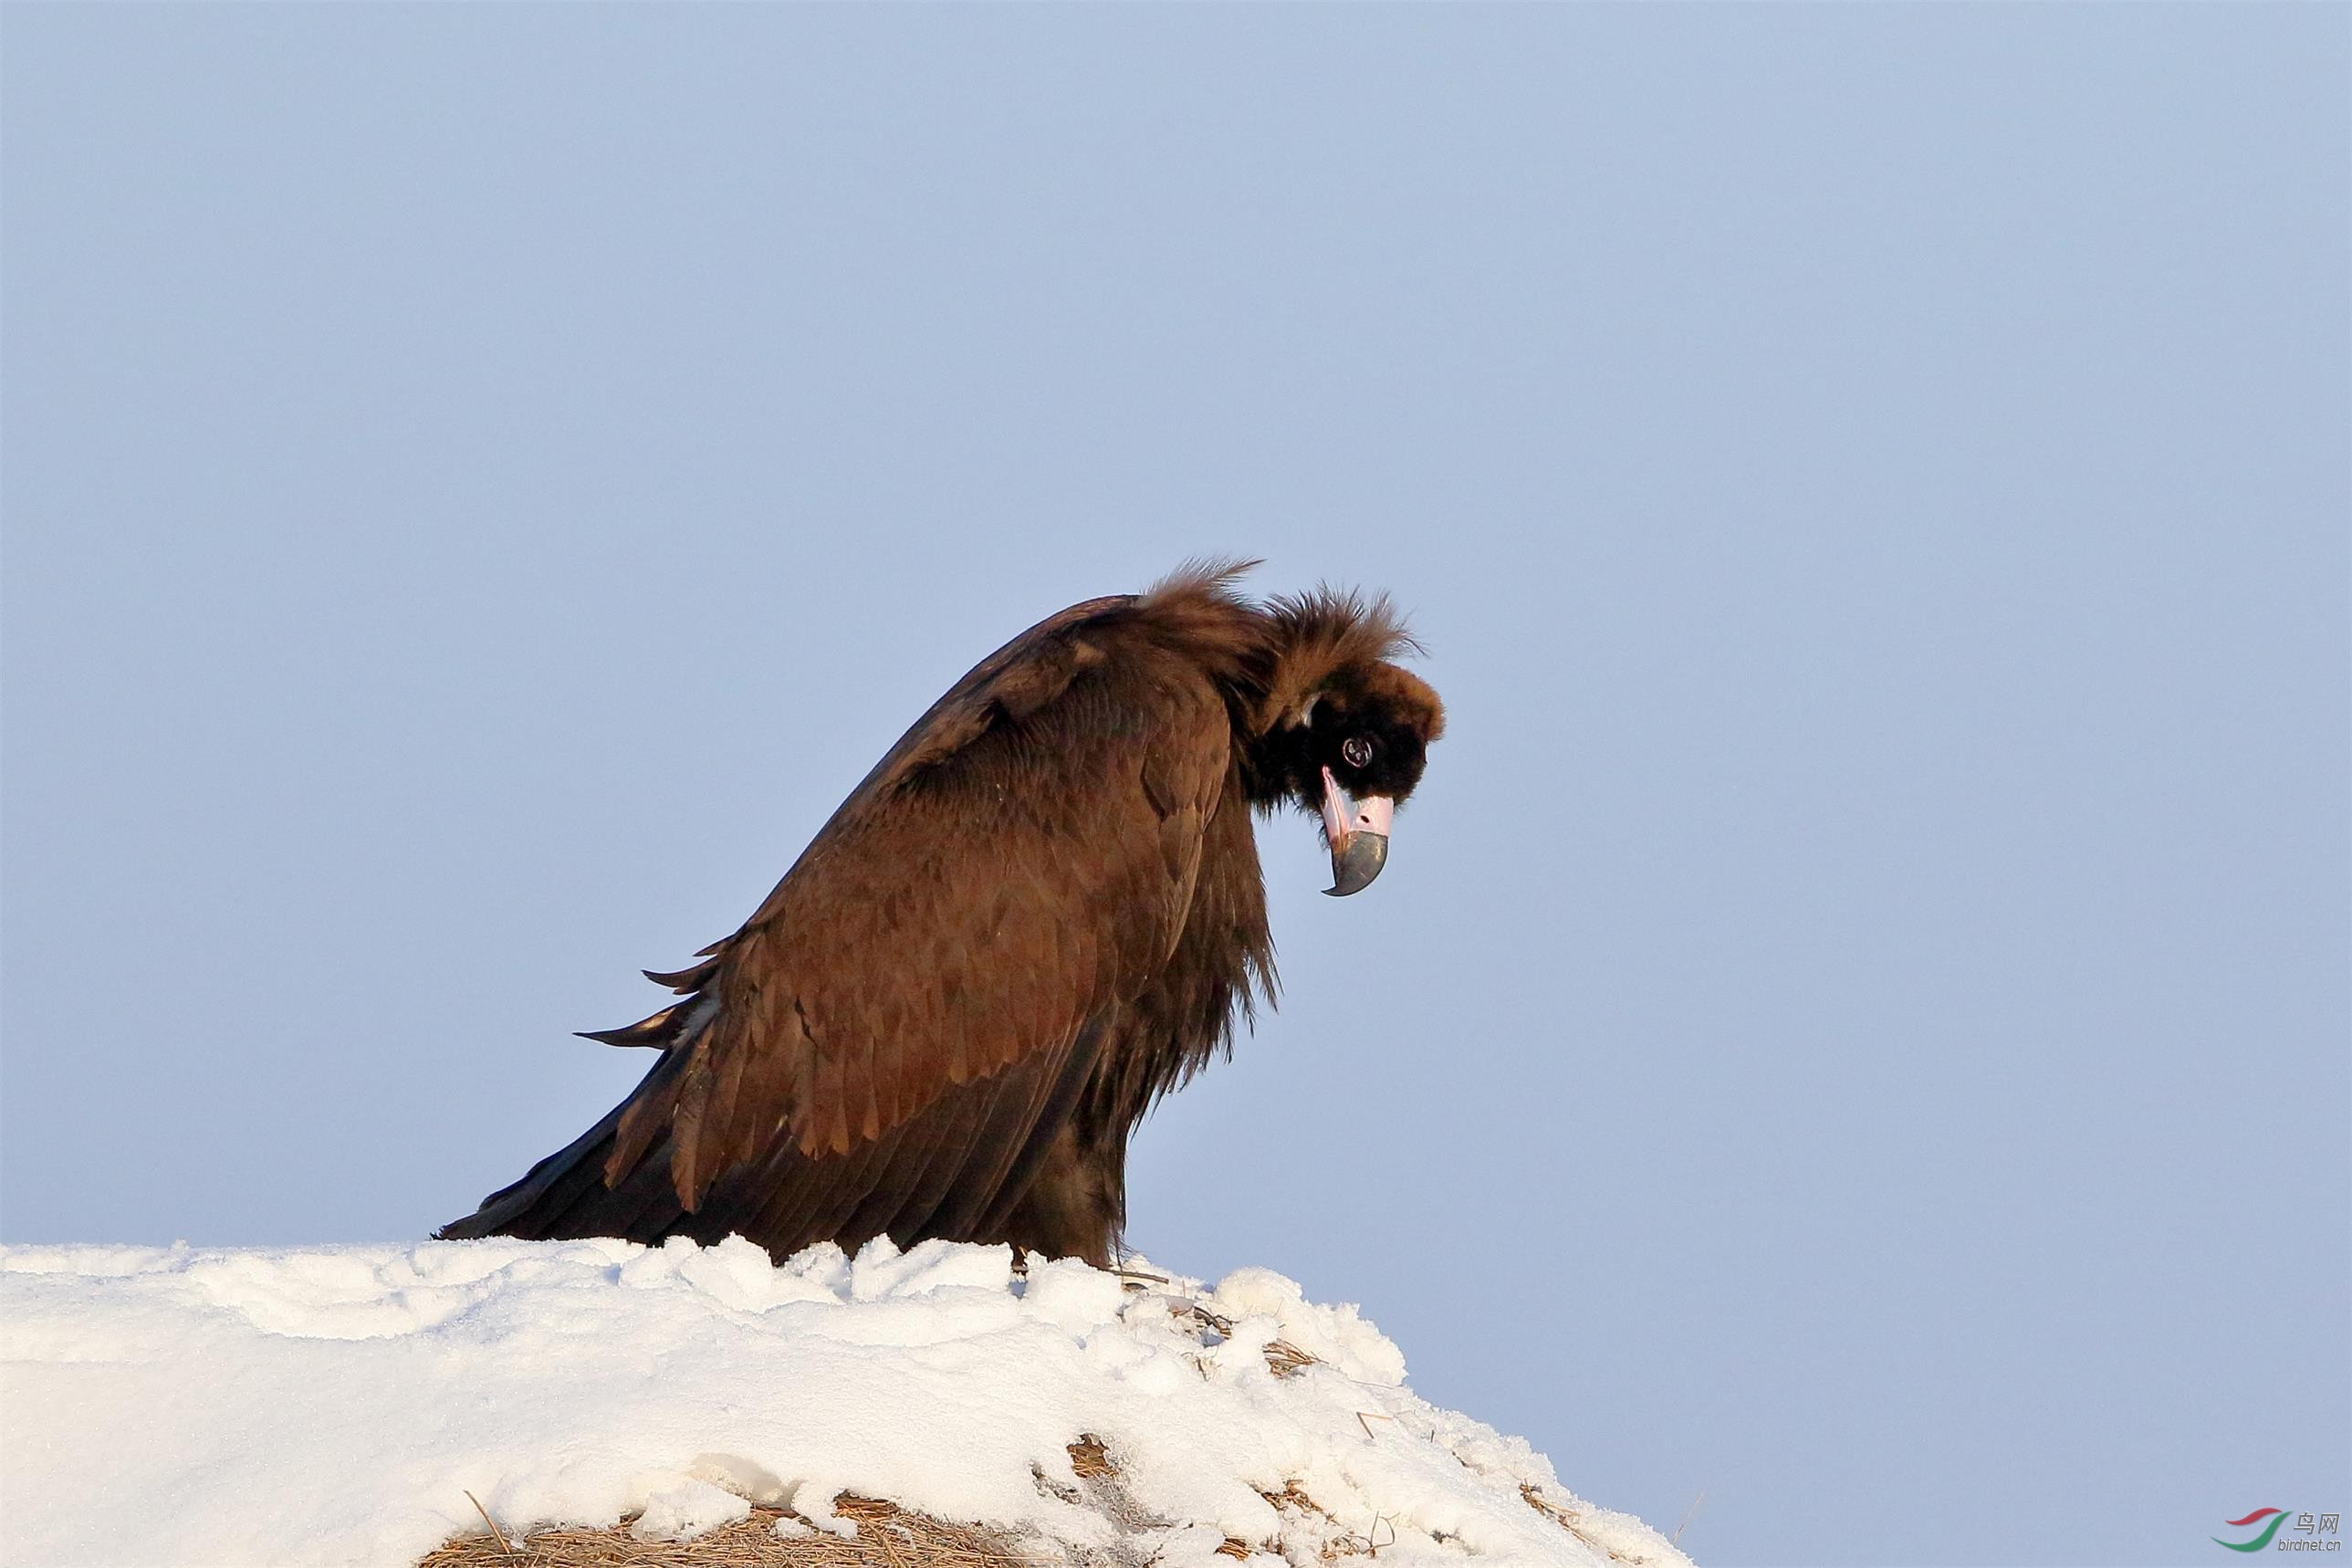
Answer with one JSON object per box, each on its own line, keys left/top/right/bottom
{"left": 441, "top": 588, "right": 1243, "bottom": 1257}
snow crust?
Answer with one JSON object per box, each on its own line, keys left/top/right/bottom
{"left": 1, "top": 1237, "right": 1689, "bottom": 1568}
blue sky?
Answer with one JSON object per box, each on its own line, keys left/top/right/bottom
{"left": 4, "top": 8, "right": 2345, "bottom": 1565}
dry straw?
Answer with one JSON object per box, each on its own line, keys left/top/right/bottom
{"left": 419, "top": 1495, "right": 1049, "bottom": 1568}
{"left": 422, "top": 1434, "right": 1615, "bottom": 1566}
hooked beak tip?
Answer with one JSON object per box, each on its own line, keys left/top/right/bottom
{"left": 1323, "top": 830, "right": 1389, "bottom": 896}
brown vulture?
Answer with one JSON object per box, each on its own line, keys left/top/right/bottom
{"left": 439, "top": 563, "right": 1444, "bottom": 1267}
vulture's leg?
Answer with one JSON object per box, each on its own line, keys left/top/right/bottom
{"left": 996, "top": 1120, "right": 1125, "bottom": 1268}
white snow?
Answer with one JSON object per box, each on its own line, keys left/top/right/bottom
{"left": 0, "top": 1236, "right": 1690, "bottom": 1568}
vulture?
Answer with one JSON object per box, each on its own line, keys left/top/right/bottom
{"left": 439, "top": 563, "right": 1444, "bottom": 1267}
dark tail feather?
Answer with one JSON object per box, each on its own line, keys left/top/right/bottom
{"left": 437, "top": 1056, "right": 679, "bottom": 1242}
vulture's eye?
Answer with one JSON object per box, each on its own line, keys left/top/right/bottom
{"left": 1341, "top": 735, "right": 1375, "bottom": 769}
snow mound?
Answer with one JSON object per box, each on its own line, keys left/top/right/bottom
{"left": 0, "top": 1236, "right": 1689, "bottom": 1568}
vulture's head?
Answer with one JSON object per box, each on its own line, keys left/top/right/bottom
{"left": 1247, "top": 591, "right": 1446, "bottom": 896}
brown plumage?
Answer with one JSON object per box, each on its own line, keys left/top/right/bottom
{"left": 439, "top": 562, "right": 1444, "bottom": 1266}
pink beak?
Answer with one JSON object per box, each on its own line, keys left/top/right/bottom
{"left": 1320, "top": 767, "right": 1395, "bottom": 896}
